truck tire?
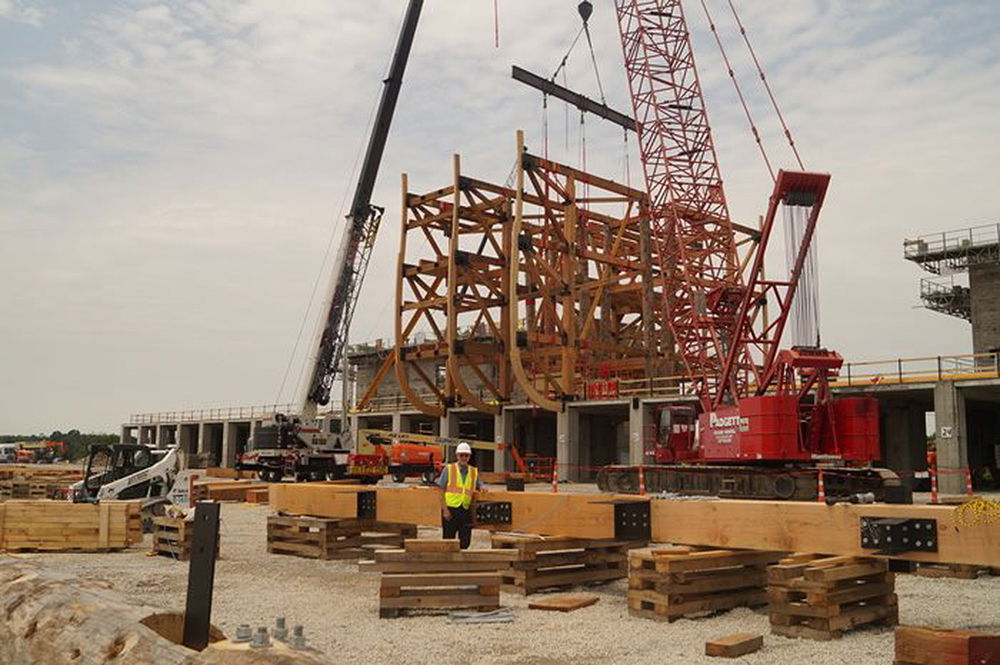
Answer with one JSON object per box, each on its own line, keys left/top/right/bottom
{"left": 391, "top": 470, "right": 407, "bottom": 484}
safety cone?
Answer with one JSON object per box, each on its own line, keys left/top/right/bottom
{"left": 816, "top": 469, "right": 825, "bottom": 503}
{"left": 930, "top": 466, "right": 938, "bottom": 504}
{"left": 638, "top": 465, "right": 647, "bottom": 496}
{"left": 964, "top": 467, "right": 974, "bottom": 496}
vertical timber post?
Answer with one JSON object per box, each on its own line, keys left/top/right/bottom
{"left": 182, "top": 501, "right": 221, "bottom": 651}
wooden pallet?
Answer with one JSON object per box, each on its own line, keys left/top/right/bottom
{"left": 627, "top": 547, "right": 784, "bottom": 623}
{"left": 767, "top": 555, "right": 898, "bottom": 641}
{"left": 266, "top": 514, "right": 417, "bottom": 560}
{"left": 491, "top": 533, "right": 638, "bottom": 595}
{"left": 0, "top": 500, "right": 142, "bottom": 551}
{"left": 373, "top": 540, "right": 515, "bottom": 618}
{"left": 152, "top": 516, "right": 219, "bottom": 561}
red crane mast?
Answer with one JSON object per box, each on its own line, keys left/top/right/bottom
{"left": 596, "top": 0, "right": 892, "bottom": 499}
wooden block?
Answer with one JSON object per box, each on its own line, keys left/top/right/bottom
{"left": 527, "top": 593, "right": 599, "bottom": 612}
{"left": 895, "top": 625, "right": 1000, "bottom": 665}
{"left": 380, "top": 572, "right": 500, "bottom": 587}
{"left": 404, "top": 539, "right": 460, "bottom": 553}
{"left": 705, "top": 633, "right": 763, "bottom": 658}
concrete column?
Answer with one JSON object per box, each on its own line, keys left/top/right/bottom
{"left": 178, "top": 424, "right": 194, "bottom": 455}
{"left": 440, "top": 411, "right": 459, "bottom": 438}
{"left": 882, "top": 402, "right": 927, "bottom": 489}
{"left": 196, "top": 422, "right": 206, "bottom": 456}
{"left": 120, "top": 425, "right": 136, "bottom": 444}
{"left": 249, "top": 420, "right": 259, "bottom": 450}
{"left": 222, "top": 421, "right": 236, "bottom": 469}
{"left": 391, "top": 412, "right": 403, "bottom": 432}
{"left": 933, "top": 381, "right": 968, "bottom": 494}
{"left": 556, "top": 406, "right": 581, "bottom": 481}
{"left": 494, "top": 409, "right": 514, "bottom": 473}
{"left": 628, "top": 400, "right": 652, "bottom": 466}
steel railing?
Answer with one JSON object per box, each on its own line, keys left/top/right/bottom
{"left": 348, "top": 352, "right": 1000, "bottom": 412}
{"left": 129, "top": 403, "right": 297, "bottom": 425}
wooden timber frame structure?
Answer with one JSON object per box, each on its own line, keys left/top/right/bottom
{"left": 365, "top": 131, "right": 675, "bottom": 416}
{"left": 270, "top": 483, "right": 1000, "bottom": 569}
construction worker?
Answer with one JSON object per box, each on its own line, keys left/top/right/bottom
{"left": 437, "top": 442, "right": 482, "bottom": 549}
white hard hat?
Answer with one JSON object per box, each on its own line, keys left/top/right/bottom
{"left": 456, "top": 442, "right": 472, "bottom": 455}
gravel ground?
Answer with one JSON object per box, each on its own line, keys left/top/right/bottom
{"left": 10, "top": 502, "right": 1000, "bottom": 665}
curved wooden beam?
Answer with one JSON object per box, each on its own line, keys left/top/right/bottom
{"left": 508, "top": 131, "right": 562, "bottom": 412}
{"left": 394, "top": 172, "right": 444, "bottom": 418}
{"left": 444, "top": 154, "right": 501, "bottom": 415}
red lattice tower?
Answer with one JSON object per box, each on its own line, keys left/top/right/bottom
{"left": 614, "top": 0, "right": 746, "bottom": 409}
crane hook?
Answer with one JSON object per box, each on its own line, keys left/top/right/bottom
{"left": 578, "top": 1, "right": 593, "bottom": 24}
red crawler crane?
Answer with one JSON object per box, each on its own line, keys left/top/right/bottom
{"left": 598, "top": 0, "right": 898, "bottom": 500}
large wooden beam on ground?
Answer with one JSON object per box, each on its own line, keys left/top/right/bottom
{"left": 269, "top": 484, "right": 634, "bottom": 539}
{"left": 651, "top": 499, "right": 1000, "bottom": 567}
{"left": 894, "top": 625, "right": 1000, "bottom": 665}
{"left": 268, "top": 484, "right": 1000, "bottom": 567}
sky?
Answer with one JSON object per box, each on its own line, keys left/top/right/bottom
{"left": 1, "top": 0, "right": 998, "bottom": 434}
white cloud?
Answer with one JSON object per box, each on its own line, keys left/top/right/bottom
{"left": 0, "top": 0, "right": 45, "bottom": 26}
{"left": 1, "top": 1, "right": 997, "bottom": 432}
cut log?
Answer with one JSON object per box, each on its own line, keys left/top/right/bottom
{"left": 0, "top": 558, "right": 329, "bottom": 665}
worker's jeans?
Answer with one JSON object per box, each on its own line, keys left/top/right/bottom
{"left": 442, "top": 505, "right": 473, "bottom": 549}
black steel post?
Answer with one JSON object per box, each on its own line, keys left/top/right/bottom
{"left": 182, "top": 501, "right": 221, "bottom": 651}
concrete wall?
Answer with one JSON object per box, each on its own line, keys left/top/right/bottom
{"left": 970, "top": 262, "right": 1000, "bottom": 354}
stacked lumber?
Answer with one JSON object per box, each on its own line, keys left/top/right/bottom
{"left": 0, "top": 466, "right": 82, "bottom": 501}
{"left": 267, "top": 514, "right": 417, "bottom": 560}
{"left": 0, "top": 500, "right": 142, "bottom": 551}
{"left": 628, "top": 547, "right": 784, "bottom": 622}
{"left": 492, "top": 533, "right": 637, "bottom": 595}
{"left": 204, "top": 467, "right": 257, "bottom": 479}
{"left": 767, "top": 554, "right": 898, "bottom": 640}
{"left": 364, "top": 539, "right": 518, "bottom": 618}
{"left": 192, "top": 480, "right": 268, "bottom": 503}
{"left": 152, "top": 516, "right": 219, "bottom": 561}
{"left": 894, "top": 625, "right": 1000, "bottom": 665}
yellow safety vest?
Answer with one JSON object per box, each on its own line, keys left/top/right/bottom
{"left": 444, "top": 463, "right": 478, "bottom": 509}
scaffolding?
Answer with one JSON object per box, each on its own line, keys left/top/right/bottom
{"left": 904, "top": 223, "right": 1000, "bottom": 275}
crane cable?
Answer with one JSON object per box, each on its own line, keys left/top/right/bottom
{"left": 698, "top": 0, "right": 774, "bottom": 181}
{"left": 726, "top": 0, "right": 804, "bottom": 170}
{"left": 275, "top": 3, "right": 409, "bottom": 405}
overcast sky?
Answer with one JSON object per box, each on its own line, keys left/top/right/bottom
{"left": 2, "top": 1, "right": 998, "bottom": 434}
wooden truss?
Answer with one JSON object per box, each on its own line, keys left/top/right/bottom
{"left": 391, "top": 134, "right": 673, "bottom": 416}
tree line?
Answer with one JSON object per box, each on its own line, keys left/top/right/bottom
{"left": 0, "top": 431, "right": 119, "bottom": 461}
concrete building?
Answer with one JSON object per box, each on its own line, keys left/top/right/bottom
{"left": 905, "top": 223, "right": 1000, "bottom": 355}
{"left": 121, "top": 405, "right": 342, "bottom": 469}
